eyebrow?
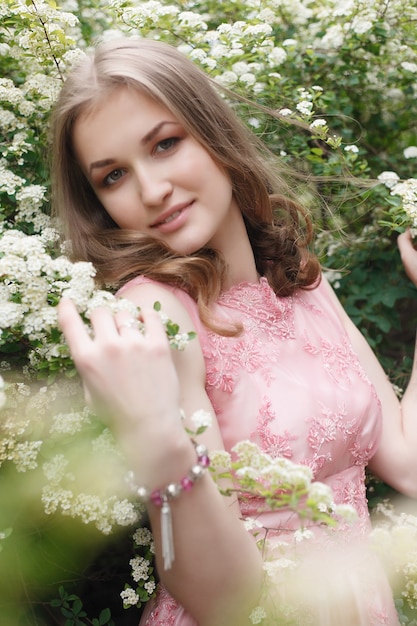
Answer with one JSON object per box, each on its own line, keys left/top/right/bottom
{"left": 88, "top": 121, "right": 178, "bottom": 175}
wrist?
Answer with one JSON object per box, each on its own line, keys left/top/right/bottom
{"left": 129, "top": 439, "right": 211, "bottom": 570}
{"left": 123, "top": 425, "right": 197, "bottom": 489}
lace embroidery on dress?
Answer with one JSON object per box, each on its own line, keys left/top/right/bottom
{"left": 142, "top": 586, "right": 191, "bottom": 626}
{"left": 253, "top": 398, "right": 297, "bottom": 459}
{"left": 204, "top": 328, "right": 278, "bottom": 392}
{"left": 218, "top": 278, "right": 296, "bottom": 342}
{"left": 134, "top": 277, "right": 397, "bottom": 626}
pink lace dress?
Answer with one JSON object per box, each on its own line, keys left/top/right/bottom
{"left": 119, "top": 276, "right": 399, "bottom": 626}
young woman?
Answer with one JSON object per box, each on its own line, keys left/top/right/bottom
{"left": 53, "top": 36, "right": 417, "bottom": 625}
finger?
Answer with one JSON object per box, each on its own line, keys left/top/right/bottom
{"left": 398, "top": 229, "right": 416, "bottom": 258}
{"left": 114, "top": 310, "right": 141, "bottom": 334}
{"left": 89, "top": 305, "right": 124, "bottom": 339}
{"left": 83, "top": 383, "right": 93, "bottom": 408}
{"left": 398, "top": 229, "right": 412, "bottom": 247}
{"left": 140, "top": 307, "right": 171, "bottom": 343}
{"left": 58, "top": 298, "right": 92, "bottom": 350}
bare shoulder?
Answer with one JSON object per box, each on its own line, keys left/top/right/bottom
{"left": 321, "top": 276, "right": 380, "bottom": 358}
{"left": 119, "top": 281, "right": 206, "bottom": 386}
{"left": 119, "top": 281, "right": 196, "bottom": 334}
{"left": 320, "top": 275, "right": 354, "bottom": 331}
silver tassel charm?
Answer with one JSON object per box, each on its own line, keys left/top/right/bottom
{"left": 134, "top": 440, "right": 210, "bottom": 572}
{"left": 161, "top": 495, "right": 175, "bottom": 570}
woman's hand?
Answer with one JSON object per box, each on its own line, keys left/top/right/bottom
{"left": 398, "top": 229, "right": 417, "bottom": 287}
{"left": 57, "top": 298, "right": 183, "bottom": 463}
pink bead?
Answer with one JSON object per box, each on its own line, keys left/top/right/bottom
{"left": 199, "top": 455, "right": 210, "bottom": 468}
{"left": 181, "top": 476, "right": 194, "bottom": 491}
{"left": 150, "top": 490, "right": 163, "bottom": 506}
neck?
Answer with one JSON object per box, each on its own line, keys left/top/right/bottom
{"left": 209, "top": 200, "right": 259, "bottom": 290}
{"left": 222, "top": 244, "right": 259, "bottom": 291}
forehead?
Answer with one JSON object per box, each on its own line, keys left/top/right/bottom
{"left": 76, "top": 86, "right": 176, "bottom": 129}
{"left": 72, "top": 87, "right": 178, "bottom": 165}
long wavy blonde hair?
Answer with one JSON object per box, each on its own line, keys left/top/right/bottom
{"left": 50, "top": 36, "right": 320, "bottom": 332}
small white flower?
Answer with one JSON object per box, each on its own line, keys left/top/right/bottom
{"left": 239, "top": 73, "right": 256, "bottom": 86}
{"left": 264, "top": 558, "right": 297, "bottom": 575}
{"left": 130, "top": 555, "right": 151, "bottom": 582}
{"left": 296, "top": 100, "right": 313, "bottom": 116}
{"left": 214, "top": 71, "right": 238, "bottom": 87}
{"left": 404, "top": 146, "right": 417, "bottom": 159}
{"left": 294, "top": 528, "right": 314, "bottom": 542}
{"left": 310, "top": 119, "right": 327, "bottom": 129}
{"left": 259, "top": 8, "right": 276, "bottom": 24}
{"left": 333, "top": 503, "right": 358, "bottom": 523}
{"left": 344, "top": 144, "right": 359, "bottom": 153}
{"left": 308, "top": 481, "right": 334, "bottom": 507}
{"left": 144, "top": 580, "right": 156, "bottom": 594}
{"left": 377, "top": 170, "right": 400, "bottom": 189}
{"left": 133, "top": 527, "right": 154, "bottom": 547}
{"left": 50, "top": 410, "right": 91, "bottom": 436}
{"left": 401, "top": 62, "right": 417, "bottom": 73}
{"left": 243, "top": 517, "right": 264, "bottom": 532}
{"left": 112, "top": 499, "right": 138, "bottom": 526}
{"left": 249, "top": 605, "right": 267, "bottom": 624}
{"left": 351, "top": 17, "right": 373, "bottom": 35}
{"left": 190, "top": 408, "right": 212, "bottom": 430}
{"left": 279, "top": 108, "right": 293, "bottom": 117}
{"left": 244, "top": 23, "right": 272, "bottom": 38}
{"left": 269, "top": 46, "right": 287, "bottom": 66}
{"left": 178, "top": 11, "right": 207, "bottom": 30}
{"left": 209, "top": 449, "right": 231, "bottom": 469}
{"left": 189, "top": 48, "right": 207, "bottom": 63}
{"left": 321, "top": 24, "right": 344, "bottom": 48}
{"left": 120, "top": 587, "right": 139, "bottom": 606}
{"left": 248, "top": 117, "right": 261, "bottom": 128}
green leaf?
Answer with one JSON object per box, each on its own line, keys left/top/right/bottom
{"left": 99, "top": 608, "right": 111, "bottom": 624}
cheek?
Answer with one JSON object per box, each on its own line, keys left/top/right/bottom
{"left": 98, "top": 194, "right": 144, "bottom": 229}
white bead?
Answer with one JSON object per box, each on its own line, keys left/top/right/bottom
{"left": 137, "top": 486, "right": 150, "bottom": 502}
{"left": 166, "top": 483, "right": 182, "bottom": 498}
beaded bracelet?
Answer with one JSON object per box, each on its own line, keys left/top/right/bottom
{"left": 135, "top": 440, "right": 210, "bottom": 570}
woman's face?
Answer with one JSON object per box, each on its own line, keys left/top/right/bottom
{"left": 73, "top": 87, "right": 242, "bottom": 256}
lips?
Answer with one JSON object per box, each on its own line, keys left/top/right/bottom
{"left": 150, "top": 202, "right": 192, "bottom": 229}
{"left": 153, "top": 209, "right": 182, "bottom": 227}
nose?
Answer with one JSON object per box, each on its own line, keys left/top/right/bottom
{"left": 134, "top": 164, "right": 173, "bottom": 207}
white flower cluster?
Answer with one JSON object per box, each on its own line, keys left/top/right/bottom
{"left": 190, "top": 408, "right": 212, "bottom": 431}
{"left": 0, "top": 228, "right": 192, "bottom": 374}
{"left": 0, "top": 374, "right": 6, "bottom": 410}
{"left": 0, "top": 229, "right": 96, "bottom": 366}
{"left": 370, "top": 501, "right": 417, "bottom": 610}
{"left": 378, "top": 170, "right": 400, "bottom": 190}
{"left": 49, "top": 407, "right": 91, "bottom": 436}
{"left": 225, "top": 440, "right": 357, "bottom": 524}
{"left": 378, "top": 172, "right": 417, "bottom": 233}
{"left": 390, "top": 179, "right": 417, "bottom": 230}
{"left": 249, "top": 605, "right": 268, "bottom": 624}
{"left": 120, "top": 587, "right": 139, "bottom": 607}
{"left": 0, "top": 158, "right": 25, "bottom": 195}
{"left": 0, "top": 373, "right": 146, "bottom": 533}
{"left": 41, "top": 484, "right": 140, "bottom": 534}
{"left": 120, "top": 526, "right": 156, "bottom": 608}
{"left": 0, "top": 379, "right": 51, "bottom": 472}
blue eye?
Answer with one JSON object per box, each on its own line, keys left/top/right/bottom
{"left": 104, "top": 169, "right": 124, "bottom": 186}
{"left": 155, "top": 137, "right": 179, "bottom": 153}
